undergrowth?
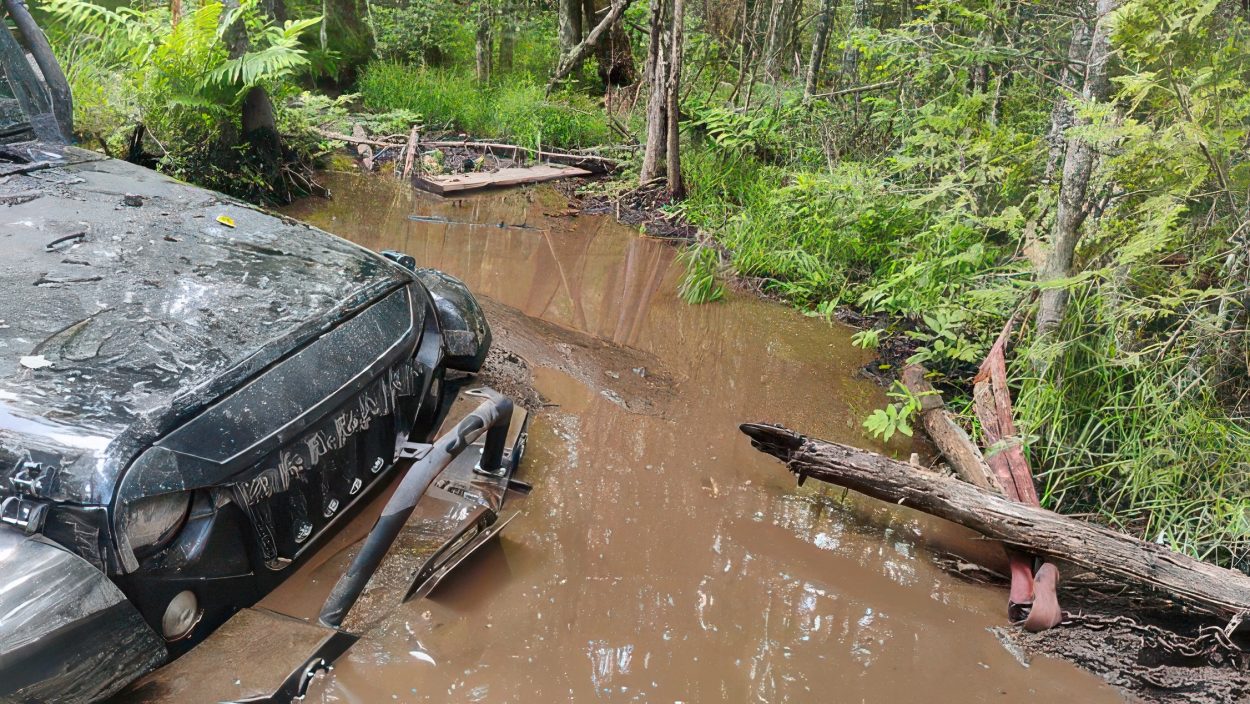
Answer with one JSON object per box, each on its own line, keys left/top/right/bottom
{"left": 357, "top": 61, "right": 612, "bottom": 150}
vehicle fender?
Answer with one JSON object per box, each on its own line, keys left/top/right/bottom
{"left": 0, "top": 527, "right": 166, "bottom": 703}
{"left": 413, "top": 268, "right": 492, "bottom": 372}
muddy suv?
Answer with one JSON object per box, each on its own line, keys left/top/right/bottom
{"left": 0, "top": 15, "right": 514, "bottom": 704}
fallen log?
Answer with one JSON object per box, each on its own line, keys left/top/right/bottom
{"left": 418, "top": 140, "right": 620, "bottom": 174}
{"left": 740, "top": 422, "right": 1250, "bottom": 624}
{"left": 313, "top": 127, "right": 399, "bottom": 148}
{"left": 351, "top": 124, "right": 374, "bottom": 170}
{"left": 900, "top": 364, "right": 1001, "bottom": 493}
{"left": 312, "top": 130, "right": 621, "bottom": 174}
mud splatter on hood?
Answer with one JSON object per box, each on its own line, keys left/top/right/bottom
{"left": 0, "top": 151, "right": 411, "bottom": 505}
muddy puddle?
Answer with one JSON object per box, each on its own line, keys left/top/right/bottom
{"left": 270, "top": 171, "right": 1123, "bottom": 702}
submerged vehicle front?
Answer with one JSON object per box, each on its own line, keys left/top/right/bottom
{"left": 0, "top": 15, "right": 514, "bottom": 704}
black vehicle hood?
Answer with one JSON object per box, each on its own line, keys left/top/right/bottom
{"left": 0, "top": 151, "right": 412, "bottom": 505}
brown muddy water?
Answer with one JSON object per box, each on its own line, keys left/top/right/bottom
{"left": 269, "top": 170, "right": 1123, "bottom": 703}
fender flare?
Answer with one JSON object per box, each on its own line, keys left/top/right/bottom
{"left": 413, "top": 268, "right": 492, "bottom": 372}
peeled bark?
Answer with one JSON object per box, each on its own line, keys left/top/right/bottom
{"left": 972, "top": 321, "right": 1040, "bottom": 506}
{"left": 741, "top": 423, "right": 1250, "bottom": 623}
{"left": 1035, "top": 0, "right": 1120, "bottom": 337}
{"left": 899, "top": 365, "right": 1001, "bottom": 493}
{"left": 804, "top": 0, "right": 838, "bottom": 99}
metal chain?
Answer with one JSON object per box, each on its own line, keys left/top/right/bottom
{"left": 1060, "top": 611, "right": 1246, "bottom": 665}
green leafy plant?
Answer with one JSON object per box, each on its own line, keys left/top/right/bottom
{"left": 851, "top": 328, "right": 881, "bottom": 350}
{"left": 677, "top": 244, "right": 726, "bottom": 304}
{"left": 863, "top": 382, "right": 921, "bottom": 442}
{"left": 42, "top": 0, "right": 321, "bottom": 200}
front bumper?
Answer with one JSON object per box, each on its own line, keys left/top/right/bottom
{"left": 0, "top": 527, "right": 165, "bottom": 704}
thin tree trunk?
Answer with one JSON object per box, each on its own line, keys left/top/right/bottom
{"left": 761, "top": 0, "right": 784, "bottom": 78}
{"left": 1035, "top": 0, "right": 1120, "bottom": 338}
{"left": 804, "top": 0, "right": 838, "bottom": 99}
{"left": 476, "top": 6, "right": 493, "bottom": 83}
{"left": 498, "top": 13, "right": 516, "bottom": 71}
{"left": 1044, "top": 19, "right": 1091, "bottom": 184}
{"left": 842, "top": 0, "right": 871, "bottom": 78}
{"left": 639, "top": 0, "right": 669, "bottom": 184}
{"left": 665, "top": 0, "right": 684, "bottom": 198}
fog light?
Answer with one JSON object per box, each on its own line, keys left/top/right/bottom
{"left": 162, "top": 590, "right": 201, "bottom": 641}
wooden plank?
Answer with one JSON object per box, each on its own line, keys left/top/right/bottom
{"left": 413, "top": 165, "right": 593, "bottom": 194}
{"left": 741, "top": 422, "right": 1250, "bottom": 623}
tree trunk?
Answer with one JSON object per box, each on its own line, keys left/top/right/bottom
{"left": 498, "top": 16, "right": 516, "bottom": 71}
{"left": 475, "top": 6, "right": 493, "bottom": 83}
{"left": 1035, "top": 0, "right": 1120, "bottom": 337}
{"left": 665, "top": 0, "right": 684, "bottom": 198}
{"left": 547, "top": 0, "right": 634, "bottom": 93}
{"left": 594, "top": 0, "right": 638, "bottom": 85}
{"left": 761, "top": 0, "right": 785, "bottom": 78}
{"left": 223, "top": 0, "right": 286, "bottom": 200}
{"left": 741, "top": 423, "right": 1250, "bottom": 623}
{"left": 804, "top": 0, "right": 838, "bottom": 99}
{"left": 639, "top": 0, "right": 669, "bottom": 184}
{"left": 1044, "top": 19, "right": 1090, "bottom": 183}
{"left": 842, "top": 0, "right": 871, "bottom": 78}
{"left": 558, "top": 0, "right": 584, "bottom": 65}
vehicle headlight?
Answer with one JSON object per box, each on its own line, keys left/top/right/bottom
{"left": 122, "top": 492, "right": 190, "bottom": 558}
{"left": 115, "top": 446, "right": 192, "bottom": 572}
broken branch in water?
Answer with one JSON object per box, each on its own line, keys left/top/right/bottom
{"left": 899, "top": 364, "right": 1001, "bottom": 493}
{"left": 740, "top": 422, "right": 1250, "bottom": 625}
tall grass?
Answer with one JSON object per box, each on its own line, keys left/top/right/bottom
{"left": 1014, "top": 289, "right": 1250, "bottom": 570}
{"left": 357, "top": 61, "right": 612, "bottom": 150}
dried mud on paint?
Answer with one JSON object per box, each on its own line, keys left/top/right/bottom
{"left": 273, "top": 171, "right": 1136, "bottom": 703}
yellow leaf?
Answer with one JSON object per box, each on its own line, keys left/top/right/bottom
{"left": 216, "top": 214, "right": 236, "bottom": 228}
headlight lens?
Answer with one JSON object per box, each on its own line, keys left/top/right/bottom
{"left": 120, "top": 492, "right": 190, "bottom": 561}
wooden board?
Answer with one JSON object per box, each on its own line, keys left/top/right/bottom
{"left": 414, "top": 164, "right": 593, "bottom": 194}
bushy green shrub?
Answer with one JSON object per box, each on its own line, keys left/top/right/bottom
{"left": 369, "top": 1, "right": 465, "bottom": 66}
{"left": 42, "top": 0, "right": 321, "bottom": 201}
{"left": 357, "top": 61, "right": 611, "bottom": 149}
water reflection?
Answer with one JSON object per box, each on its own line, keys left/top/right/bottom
{"left": 281, "top": 172, "right": 1120, "bottom": 703}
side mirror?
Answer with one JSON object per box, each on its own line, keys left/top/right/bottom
{"left": 380, "top": 250, "right": 416, "bottom": 271}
